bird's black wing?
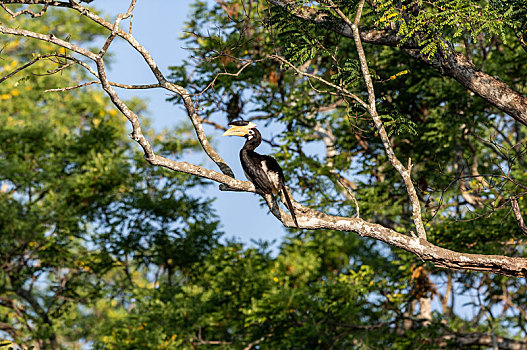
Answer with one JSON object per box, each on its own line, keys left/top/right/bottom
{"left": 240, "top": 150, "right": 275, "bottom": 194}
{"left": 280, "top": 184, "right": 299, "bottom": 228}
{"left": 260, "top": 156, "right": 299, "bottom": 227}
{"left": 241, "top": 150, "right": 299, "bottom": 227}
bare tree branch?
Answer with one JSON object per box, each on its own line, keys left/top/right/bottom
{"left": 327, "top": 0, "right": 427, "bottom": 239}
{"left": 437, "top": 331, "right": 527, "bottom": 349}
{"left": 1, "top": 0, "right": 235, "bottom": 178}
{"left": 0, "top": 25, "right": 97, "bottom": 59}
{"left": 0, "top": 53, "right": 65, "bottom": 84}
{"left": 44, "top": 80, "right": 98, "bottom": 92}
{"left": 0, "top": 1, "right": 49, "bottom": 17}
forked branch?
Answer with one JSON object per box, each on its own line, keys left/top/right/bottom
{"left": 348, "top": 0, "right": 426, "bottom": 240}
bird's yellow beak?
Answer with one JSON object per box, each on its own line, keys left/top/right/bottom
{"left": 222, "top": 125, "right": 250, "bottom": 137}
{"left": 222, "top": 122, "right": 257, "bottom": 137}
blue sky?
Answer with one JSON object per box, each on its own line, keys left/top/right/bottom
{"left": 94, "top": 0, "right": 287, "bottom": 246}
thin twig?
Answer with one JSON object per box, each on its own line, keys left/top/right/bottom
{"left": 199, "top": 60, "right": 255, "bottom": 95}
{"left": 44, "top": 81, "right": 98, "bottom": 92}
{"left": 336, "top": 173, "right": 360, "bottom": 218}
{"left": 45, "top": 81, "right": 162, "bottom": 92}
{"left": 269, "top": 54, "right": 369, "bottom": 110}
{"left": 0, "top": 53, "right": 77, "bottom": 84}
{"left": 0, "top": 2, "right": 49, "bottom": 17}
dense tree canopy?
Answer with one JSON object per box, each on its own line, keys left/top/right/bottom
{"left": 1, "top": 0, "right": 527, "bottom": 348}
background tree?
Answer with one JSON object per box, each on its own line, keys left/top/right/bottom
{"left": 0, "top": 6, "right": 221, "bottom": 348}
{"left": 1, "top": 0, "right": 525, "bottom": 273}
{"left": 0, "top": 0, "right": 527, "bottom": 349}
{"left": 169, "top": 0, "right": 527, "bottom": 345}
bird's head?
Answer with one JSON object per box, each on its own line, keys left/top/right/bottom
{"left": 222, "top": 120, "right": 257, "bottom": 138}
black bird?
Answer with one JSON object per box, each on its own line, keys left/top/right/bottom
{"left": 223, "top": 120, "right": 299, "bottom": 227}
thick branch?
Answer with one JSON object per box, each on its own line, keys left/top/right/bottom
{"left": 0, "top": 25, "right": 97, "bottom": 60}
{"left": 264, "top": 190, "right": 527, "bottom": 277}
{"left": 267, "top": 0, "right": 527, "bottom": 126}
{"left": 150, "top": 153, "right": 527, "bottom": 278}
{"left": 148, "top": 155, "right": 256, "bottom": 193}
{"left": 405, "top": 47, "right": 527, "bottom": 126}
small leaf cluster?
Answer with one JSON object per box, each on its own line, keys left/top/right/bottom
{"left": 374, "top": 0, "right": 513, "bottom": 59}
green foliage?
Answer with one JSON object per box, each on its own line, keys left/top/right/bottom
{"left": 1, "top": 0, "right": 527, "bottom": 348}
{"left": 374, "top": 0, "right": 511, "bottom": 59}
{"left": 167, "top": 0, "right": 527, "bottom": 347}
{"left": 380, "top": 111, "right": 418, "bottom": 137}
{"left": 330, "top": 59, "right": 362, "bottom": 89}
{"left": 0, "top": 7, "right": 220, "bottom": 349}
{"left": 89, "top": 233, "right": 414, "bottom": 349}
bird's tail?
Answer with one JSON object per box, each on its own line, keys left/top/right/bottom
{"left": 281, "top": 185, "right": 299, "bottom": 228}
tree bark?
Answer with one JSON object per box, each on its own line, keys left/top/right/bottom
{"left": 406, "top": 47, "right": 527, "bottom": 125}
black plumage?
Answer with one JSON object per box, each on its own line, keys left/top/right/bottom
{"left": 223, "top": 121, "right": 299, "bottom": 227}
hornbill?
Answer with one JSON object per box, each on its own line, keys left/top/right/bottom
{"left": 223, "top": 120, "right": 299, "bottom": 227}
